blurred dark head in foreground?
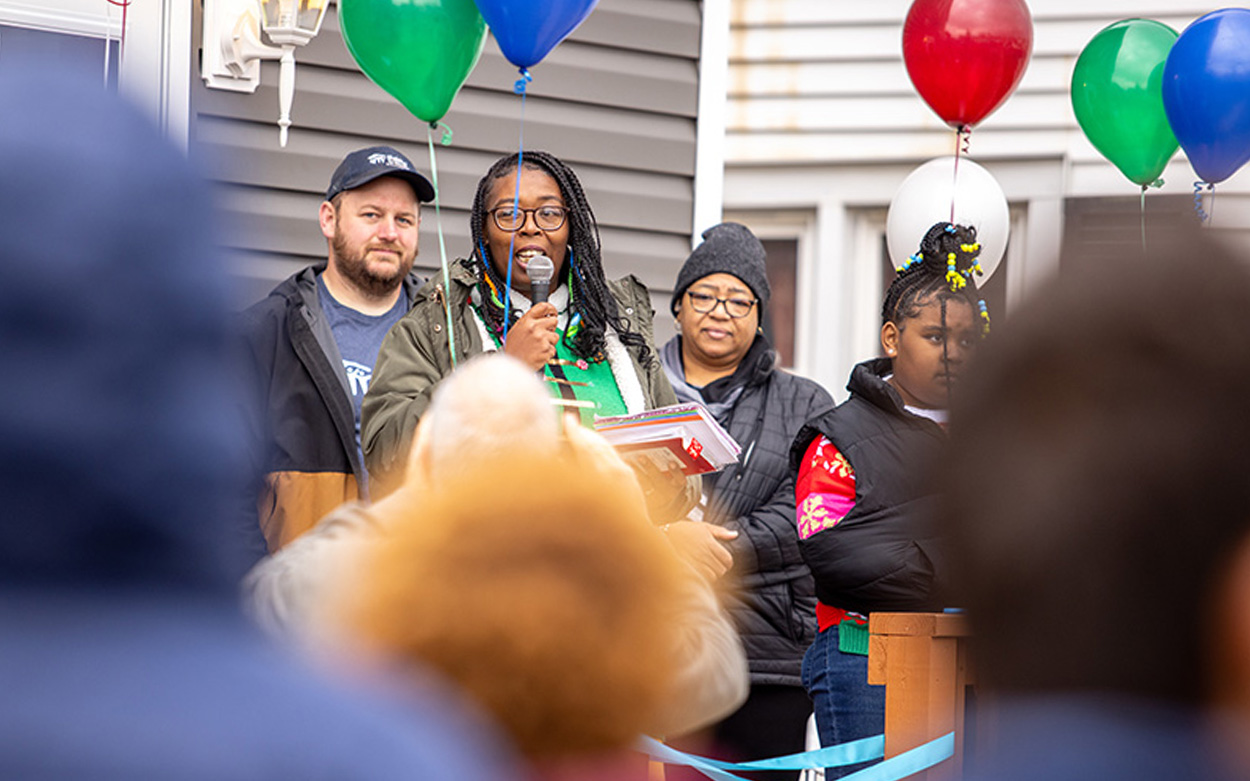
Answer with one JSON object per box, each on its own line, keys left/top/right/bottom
{"left": 0, "top": 65, "right": 518, "bottom": 781}
{"left": 941, "top": 227, "right": 1250, "bottom": 709}
{"left": 0, "top": 66, "right": 247, "bottom": 591}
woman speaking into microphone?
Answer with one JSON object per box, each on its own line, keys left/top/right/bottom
{"left": 361, "top": 150, "right": 694, "bottom": 519}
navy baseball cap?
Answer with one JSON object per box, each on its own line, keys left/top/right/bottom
{"left": 325, "top": 145, "right": 435, "bottom": 203}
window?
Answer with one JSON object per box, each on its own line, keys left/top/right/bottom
{"left": 760, "top": 238, "right": 797, "bottom": 366}
{"left": 1061, "top": 194, "right": 1191, "bottom": 272}
{"left": 723, "top": 210, "right": 814, "bottom": 371}
{"left": 0, "top": 0, "right": 191, "bottom": 144}
{"left": 0, "top": 24, "right": 118, "bottom": 87}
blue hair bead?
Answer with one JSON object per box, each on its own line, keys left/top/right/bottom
{"left": 898, "top": 252, "right": 922, "bottom": 273}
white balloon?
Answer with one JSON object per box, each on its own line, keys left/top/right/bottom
{"left": 886, "top": 156, "right": 1009, "bottom": 283}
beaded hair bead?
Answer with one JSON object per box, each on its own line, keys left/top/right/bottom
{"left": 958, "top": 243, "right": 984, "bottom": 278}
{"left": 945, "top": 252, "right": 968, "bottom": 290}
{"left": 978, "top": 299, "right": 991, "bottom": 336}
{"left": 897, "top": 252, "right": 924, "bottom": 273}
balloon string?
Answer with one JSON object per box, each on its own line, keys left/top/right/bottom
{"left": 428, "top": 123, "right": 458, "bottom": 368}
{"left": 1193, "top": 181, "right": 1213, "bottom": 224}
{"left": 1139, "top": 185, "right": 1147, "bottom": 257}
{"left": 950, "top": 125, "right": 970, "bottom": 223}
{"left": 501, "top": 68, "right": 531, "bottom": 352}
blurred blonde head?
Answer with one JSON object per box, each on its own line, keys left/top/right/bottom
{"left": 404, "top": 353, "right": 561, "bottom": 485}
{"left": 342, "top": 446, "right": 686, "bottom": 759}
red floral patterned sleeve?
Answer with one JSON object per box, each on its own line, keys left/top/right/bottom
{"left": 795, "top": 435, "right": 857, "bottom": 540}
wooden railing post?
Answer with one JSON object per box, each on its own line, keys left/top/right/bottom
{"left": 867, "top": 612, "right": 972, "bottom": 781}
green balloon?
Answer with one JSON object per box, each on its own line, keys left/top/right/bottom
{"left": 339, "top": 0, "right": 486, "bottom": 125}
{"left": 1071, "top": 19, "right": 1179, "bottom": 186}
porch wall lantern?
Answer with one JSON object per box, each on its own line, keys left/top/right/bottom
{"left": 201, "top": 0, "right": 328, "bottom": 147}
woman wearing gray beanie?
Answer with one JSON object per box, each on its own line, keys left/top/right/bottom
{"left": 661, "top": 222, "right": 833, "bottom": 780}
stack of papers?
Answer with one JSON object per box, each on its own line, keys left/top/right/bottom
{"left": 594, "top": 403, "right": 742, "bottom": 476}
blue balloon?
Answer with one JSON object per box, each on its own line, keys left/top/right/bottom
{"left": 1162, "top": 8, "right": 1250, "bottom": 184}
{"left": 474, "top": 0, "right": 598, "bottom": 70}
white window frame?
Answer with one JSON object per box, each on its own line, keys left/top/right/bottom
{"left": 723, "top": 208, "right": 818, "bottom": 375}
{"left": 0, "top": 0, "right": 191, "bottom": 147}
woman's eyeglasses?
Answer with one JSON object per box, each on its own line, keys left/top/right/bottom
{"left": 686, "top": 290, "right": 758, "bottom": 319}
{"left": 489, "top": 205, "right": 567, "bottom": 232}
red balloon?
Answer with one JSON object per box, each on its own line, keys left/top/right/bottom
{"left": 903, "top": 0, "right": 1033, "bottom": 129}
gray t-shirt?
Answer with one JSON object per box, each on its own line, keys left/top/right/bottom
{"left": 316, "top": 276, "right": 408, "bottom": 488}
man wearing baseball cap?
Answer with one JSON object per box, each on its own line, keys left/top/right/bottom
{"left": 238, "top": 146, "right": 435, "bottom": 556}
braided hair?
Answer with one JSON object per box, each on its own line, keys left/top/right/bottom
{"left": 469, "top": 151, "right": 652, "bottom": 367}
{"left": 882, "top": 221, "right": 991, "bottom": 336}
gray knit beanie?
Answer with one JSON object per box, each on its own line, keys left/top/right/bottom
{"left": 670, "top": 222, "right": 771, "bottom": 315}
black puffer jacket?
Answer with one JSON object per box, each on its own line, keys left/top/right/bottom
{"left": 790, "top": 358, "right": 947, "bottom": 615}
{"left": 664, "top": 336, "right": 834, "bottom": 686}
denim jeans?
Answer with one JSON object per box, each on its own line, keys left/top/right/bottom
{"left": 800, "top": 624, "right": 886, "bottom": 779}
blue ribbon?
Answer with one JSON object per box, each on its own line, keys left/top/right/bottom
{"left": 1193, "top": 180, "right": 1213, "bottom": 223}
{"left": 838, "top": 734, "right": 954, "bottom": 781}
{"left": 514, "top": 67, "right": 533, "bottom": 95}
{"left": 637, "top": 738, "right": 753, "bottom": 781}
{"left": 637, "top": 731, "right": 954, "bottom": 781}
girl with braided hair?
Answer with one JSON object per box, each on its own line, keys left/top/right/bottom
{"left": 788, "top": 221, "right": 987, "bottom": 776}
{"left": 362, "top": 151, "right": 695, "bottom": 519}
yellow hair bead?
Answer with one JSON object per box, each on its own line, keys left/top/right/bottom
{"left": 945, "top": 251, "right": 966, "bottom": 289}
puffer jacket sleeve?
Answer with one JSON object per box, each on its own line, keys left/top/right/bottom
{"left": 722, "top": 472, "right": 803, "bottom": 582}
{"left": 721, "top": 379, "right": 833, "bottom": 582}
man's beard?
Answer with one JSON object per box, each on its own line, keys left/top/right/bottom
{"left": 331, "top": 230, "right": 414, "bottom": 298}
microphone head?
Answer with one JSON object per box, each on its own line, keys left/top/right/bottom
{"left": 527, "top": 254, "right": 555, "bottom": 285}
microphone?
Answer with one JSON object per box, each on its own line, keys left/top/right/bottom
{"left": 527, "top": 254, "right": 555, "bottom": 305}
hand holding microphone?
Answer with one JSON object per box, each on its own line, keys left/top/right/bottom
{"left": 503, "top": 254, "right": 559, "bottom": 371}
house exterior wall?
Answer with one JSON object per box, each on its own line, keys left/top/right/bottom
{"left": 726, "top": 0, "right": 1250, "bottom": 397}
{"left": 2, "top": 1, "right": 708, "bottom": 330}
{"left": 191, "top": 0, "right": 705, "bottom": 325}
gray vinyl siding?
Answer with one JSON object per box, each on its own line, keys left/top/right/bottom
{"left": 190, "top": 0, "right": 702, "bottom": 310}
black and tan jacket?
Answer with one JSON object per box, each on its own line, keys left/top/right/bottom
{"left": 237, "top": 264, "right": 423, "bottom": 554}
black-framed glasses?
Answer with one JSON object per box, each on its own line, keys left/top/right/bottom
{"left": 489, "top": 205, "right": 567, "bottom": 232}
{"left": 685, "top": 290, "right": 758, "bottom": 319}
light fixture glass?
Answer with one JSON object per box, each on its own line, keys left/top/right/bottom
{"left": 259, "top": 0, "right": 328, "bottom": 46}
